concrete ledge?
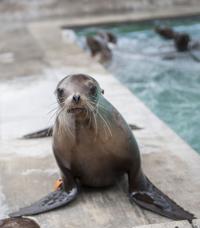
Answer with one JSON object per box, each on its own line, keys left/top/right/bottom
{"left": 0, "top": 0, "right": 200, "bottom": 25}
{"left": 28, "top": 6, "right": 200, "bottom": 30}
{"left": 193, "top": 219, "right": 200, "bottom": 228}
{"left": 134, "top": 219, "right": 200, "bottom": 228}
{"left": 133, "top": 220, "right": 191, "bottom": 228}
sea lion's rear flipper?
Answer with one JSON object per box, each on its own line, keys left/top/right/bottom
{"left": 23, "top": 127, "right": 53, "bottom": 139}
{"left": 9, "top": 187, "right": 78, "bottom": 217}
{"left": 129, "top": 172, "right": 195, "bottom": 221}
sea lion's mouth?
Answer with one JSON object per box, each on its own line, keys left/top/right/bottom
{"left": 67, "top": 107, "right": 86, "bottom": 114}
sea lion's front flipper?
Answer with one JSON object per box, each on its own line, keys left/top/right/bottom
{"left": 129, "top": 171, "right": 195, "bottom": 221}
{"left": 128, "top": 124, "right": 143, "bottom": 130}
{"left": 9, "top": 187, "right": 78, "bottom": 217}
{"left": 23, "top": 127, "right": 53, "bottom": 139}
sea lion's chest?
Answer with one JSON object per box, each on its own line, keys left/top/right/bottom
{"left": 71, "top": 127, "right": 118, "bottom": 170}
{"left": 71, "top": 139, "right": 123, "bottom": 186}
{"left": 69, "top": 125, "right": 132, "bottom": 186}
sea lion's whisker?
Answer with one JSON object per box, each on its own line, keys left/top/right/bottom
{"left": 97, "top": 111, "right": 109, "bottom": 138}
{"left": 86, "top": 100, "right": 96, "bottom": 111}
{"left": 58, "top": 109, "right": 74, "bottom": 138}
{"left": 92, "top": 109, "right": 98, "bottom": 136}
{"left": 89, "top": 103, "right": 97, "bottom": 133}
{"left": 47, "top": 101, "right": 66, "bottom": 123}
{"left": 48, "top": 108, "right": 60, "bottom": 124}
{"left": 86, "top": 101, "right": 94, "bottom": 128}
{"left": 97, "top": 105, "right": 108, "bottom": 113}
{"left": 47, "top": 106, "right": 59, "bottom": 115}
{"left": 85, "top": 106, "right": 89, "bottom": 119}
{"left": 96, "top": 109, "right": 112, "bottom": 138}
{"left": 96, "top": 103, "right": 112, "bottom": 128}
{"left": 90, "top": 100, "right": 107, "bottom": 112}
{"left": 49, "top": 102, "right": 59, "bottom": 106}
{"left": 86, "top": 100, "right": 111, "bottom": 138}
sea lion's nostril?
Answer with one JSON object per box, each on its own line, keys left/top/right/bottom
{"left": 72, "top": 94, "right": 81, "bottom": 103}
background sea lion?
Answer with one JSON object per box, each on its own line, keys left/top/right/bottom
{"left": 174, "top": 33, "right": 190, "bottom": 52}
{"left": 86, "top": 31, "right": 117, "bottom": 62}
{"left": 155, "top": 26, "right": 191, "bottom": 52}
{"left": 97, "top": 31, "right": 117, "bottom": 44}
{"left": 86, "top": 35, "right": 112, "bottom": 61}
{"left": 10, "top": 74, "right": 195, "bottom": 221}
{"left": 155, "top": 26, "right": 175, "bottom": 39}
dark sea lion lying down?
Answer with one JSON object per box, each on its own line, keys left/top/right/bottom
{"left": 10, "top": 74, "right": 195, "bottom": 221}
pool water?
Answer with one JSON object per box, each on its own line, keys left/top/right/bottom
{"left": 76, "top": 18, "right": 200, "bottom": 154}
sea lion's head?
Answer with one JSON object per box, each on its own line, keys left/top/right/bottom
{"left": 55, "top": 74, "right": 104, "bottom": 120}
{"left": 174, "top": 33, "right": 190, "bottom": 52}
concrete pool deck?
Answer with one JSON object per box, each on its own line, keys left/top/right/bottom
{"left": 0, "top": 20, "right": 200, "bottom": 228}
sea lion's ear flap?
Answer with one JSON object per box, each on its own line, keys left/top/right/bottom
{"left": 101, "top": 89, "right": 104, "bottom": 94}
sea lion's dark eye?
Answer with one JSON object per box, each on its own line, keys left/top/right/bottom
{"left": 57, "top": 88, "right": 64, "bottom": 97}
{"left": 90, "top": 85, "right": 97, "bottom": 95}
{"left": 56, "top": 88, "right": 65, "bottom": 103}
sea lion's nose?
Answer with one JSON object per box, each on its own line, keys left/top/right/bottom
{"left": 72, "top": 94, "right": 81, "bottom": 103}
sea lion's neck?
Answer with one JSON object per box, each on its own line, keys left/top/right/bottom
{"left": 73, "top": 114, "right": 98, "bottom": 144}
{"left": 56, "top": 110, "right": 95, "bottom": 139}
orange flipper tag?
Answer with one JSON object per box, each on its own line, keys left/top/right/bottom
{"left": 54, "top": 179, "right": 63, "bottom": 191}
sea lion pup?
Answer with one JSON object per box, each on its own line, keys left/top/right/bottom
{"left": 0, "top": 218, "right": 40, "bottom": 228}
{"left": 10, "top": 74, "right": 195, "bottom": 221}
{"left": 155, "top": 26, "right": 175, "bottom": 40}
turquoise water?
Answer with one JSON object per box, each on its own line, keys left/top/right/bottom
{"left": 76, "top": 18, "right": 200, "bottom": 153}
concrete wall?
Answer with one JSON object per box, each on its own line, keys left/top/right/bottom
{"left": 0, "top": 0, "right": 200, "bottom": 23}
